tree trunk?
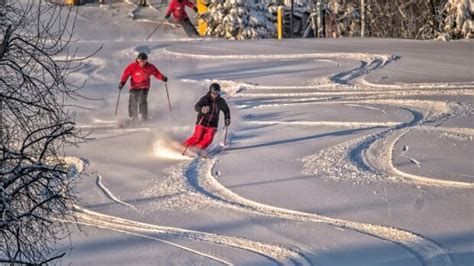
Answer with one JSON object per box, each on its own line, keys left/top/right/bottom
{"left": 290, "top": 0, "right": 294, "bottom": 38}
{"left": 361, "top": 0, "right": 366, "bottom": 37}
{"left": 429, "top": 0, "right": 439, "bottom": 30}
{"left": 317, "top": 0, "right": 324, "bottom": 37}
{"left": 0, "top": 98, "right": 3, "bottom": 144}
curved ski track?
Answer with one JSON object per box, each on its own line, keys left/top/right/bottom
{"left": 96, "top": 175, "right": 137, "bottom": 209}
{"left": 162, "top": 49, "right": 472, "bottom": 265}
{"left": 70, "top": 48, "right": 474, "bottom": 265}
{"left": 67, "top": 167, "right": 311, "bottom": 264}
{"left": 184, "top": 158, "right": 453, "bottom": 266}
{"left": 74, "top": 206, "right": 310, "bottom": 265}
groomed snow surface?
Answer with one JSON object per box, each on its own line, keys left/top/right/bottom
{"left": 57, "top": 1, "right": 473, "bottom": 265}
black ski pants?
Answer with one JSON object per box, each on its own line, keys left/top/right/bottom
{"left": 129, "top": 89, "right": 149, "bottom": 120}
{"left": 179, "top": 18, "right": 199, "bottom": 37}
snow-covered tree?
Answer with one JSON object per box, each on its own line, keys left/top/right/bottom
{"left": 200, "top": 0, "right": 472, "bottom": 40}
{"left": 439, "top": 0, "right": 473, "bottom": 40}
{"left": 200, "top": 0, "right": 277, "bottom": 39}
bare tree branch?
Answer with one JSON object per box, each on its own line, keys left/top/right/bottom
{"left": 1, "top": 0, "right": 99, "bottom": 263}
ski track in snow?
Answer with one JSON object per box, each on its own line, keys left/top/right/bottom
{"left": 63, "top": 158, "right": 309, "bottom": 265}
{"left": 185, "top": 158, "right": 453, "bottom": 266}
{"left": 302, "top": 102, "right": 473, "bottom": 188}
{"left": 142, "top": 154, "right": 454, "bottom": 265}
{"left": 164, "top": 49, "right": 395, "bottom": 65}
{"left": 74, "top": 206, "right": 310, "bottom": 265}
{"left": 75, "top": 218, "right": 232, "bottom": 265}
{"left": 96, "top": 175, "right": 137, "bottom": 209}
{"left": 163, "top": 49, "right": 472, "bottom": 265}
{"left": 244, "top": 120, "right": 400, "bottom": 128}
{"left": 77, "top": 117, "right": 187, "bottom": 133}
{"left": 344, "top": 103, "right": 388, "bottom": 113}
{"left": 71, "top": 47, "right": 474, "bottom": 265}
{"left": 382, "top": 129, "right": 473, "bottom": 188}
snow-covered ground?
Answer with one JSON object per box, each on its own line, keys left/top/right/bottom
{"left": 57, "top": 1, "right": 473, "bottom": 265}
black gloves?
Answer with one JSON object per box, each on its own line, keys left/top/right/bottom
{"left": 165, "top": 13, "right": 170, "bottom": 19}
{"left": 225, "top": 119, "right": 231, "bottom": 127}
{"left": 193, "top": 7, "right": 198, "bottom": 13}
{"left": 163, "top": 75, "right": 168, "bottom": 82}
{"left": 118, "top": 82, "right": 125, "bottom": 90}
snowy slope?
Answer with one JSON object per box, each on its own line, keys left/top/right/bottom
{"left": 56, "top": 1, "right": 474, "bottom": 265}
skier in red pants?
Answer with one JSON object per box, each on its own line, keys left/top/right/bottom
{"left": 183, "top": 83, "right": 230, "bottom": 155}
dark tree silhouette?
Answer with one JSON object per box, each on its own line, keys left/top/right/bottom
{"left": 0, "top": 0, "right": 98, "bottom": 263}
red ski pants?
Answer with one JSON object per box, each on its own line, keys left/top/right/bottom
{"left": 183, "top": 125, "right": 217, "bottom": 150}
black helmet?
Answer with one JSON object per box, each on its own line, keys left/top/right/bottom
{"left": 209, "top": 83, "right": 221, "bottom": 94}
{"left": 137, "top": 52, "right": 148, "bottom": 60}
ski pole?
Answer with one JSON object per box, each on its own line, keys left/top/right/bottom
{"left": 114, "top": 89, "right": 122, "bottom": 116}
{"left": 223, "top": 125, "right": 228, "bottom": 146}
{"left": 165, "top": 82, "right": 176, "bottom": 121}
{"left": 146, "top": 20, "right": 166, "bottom": 41}
{"left": 165, "top": 82, "right": 173, "bottom": 114}
{"left": 182, "top": 144, "right": 190, "bottom": 156}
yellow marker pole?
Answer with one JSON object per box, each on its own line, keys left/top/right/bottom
{"left": 277, "top": 6, "right": 283, "bottom": 39}
{"left": 197, "top": 0, "right": 208, "bottom": 37}
{"left": 65, "top": 0, "right": 76, "bottom": 5}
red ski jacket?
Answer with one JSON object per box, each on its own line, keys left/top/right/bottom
{"left": 120, "top": 61, "right": 165, "bottom": 90}
{"left": 165, "top": 0, "right": 196, "bottom": 21}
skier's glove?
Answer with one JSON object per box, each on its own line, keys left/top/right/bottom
{"left": 224, "top": 119, "right": 231, "bottom": 126}
{"left": 164, "top": 14, "right": 171, "bottom": 20}
{"left": 163, "top": 75, "right": 168, "bottom": 82}
{"left": 118, "top": 82, "right": 125, "bottom": 90}
{"left": 201, "top": 106, "right": 210, "bottom": 114}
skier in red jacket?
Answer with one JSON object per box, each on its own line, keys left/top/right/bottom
{"left": 165, "top": 0, "right": 199, "bottom": 36}
{"left": 118, "top": 52, "right": 168, "bottom": 121}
